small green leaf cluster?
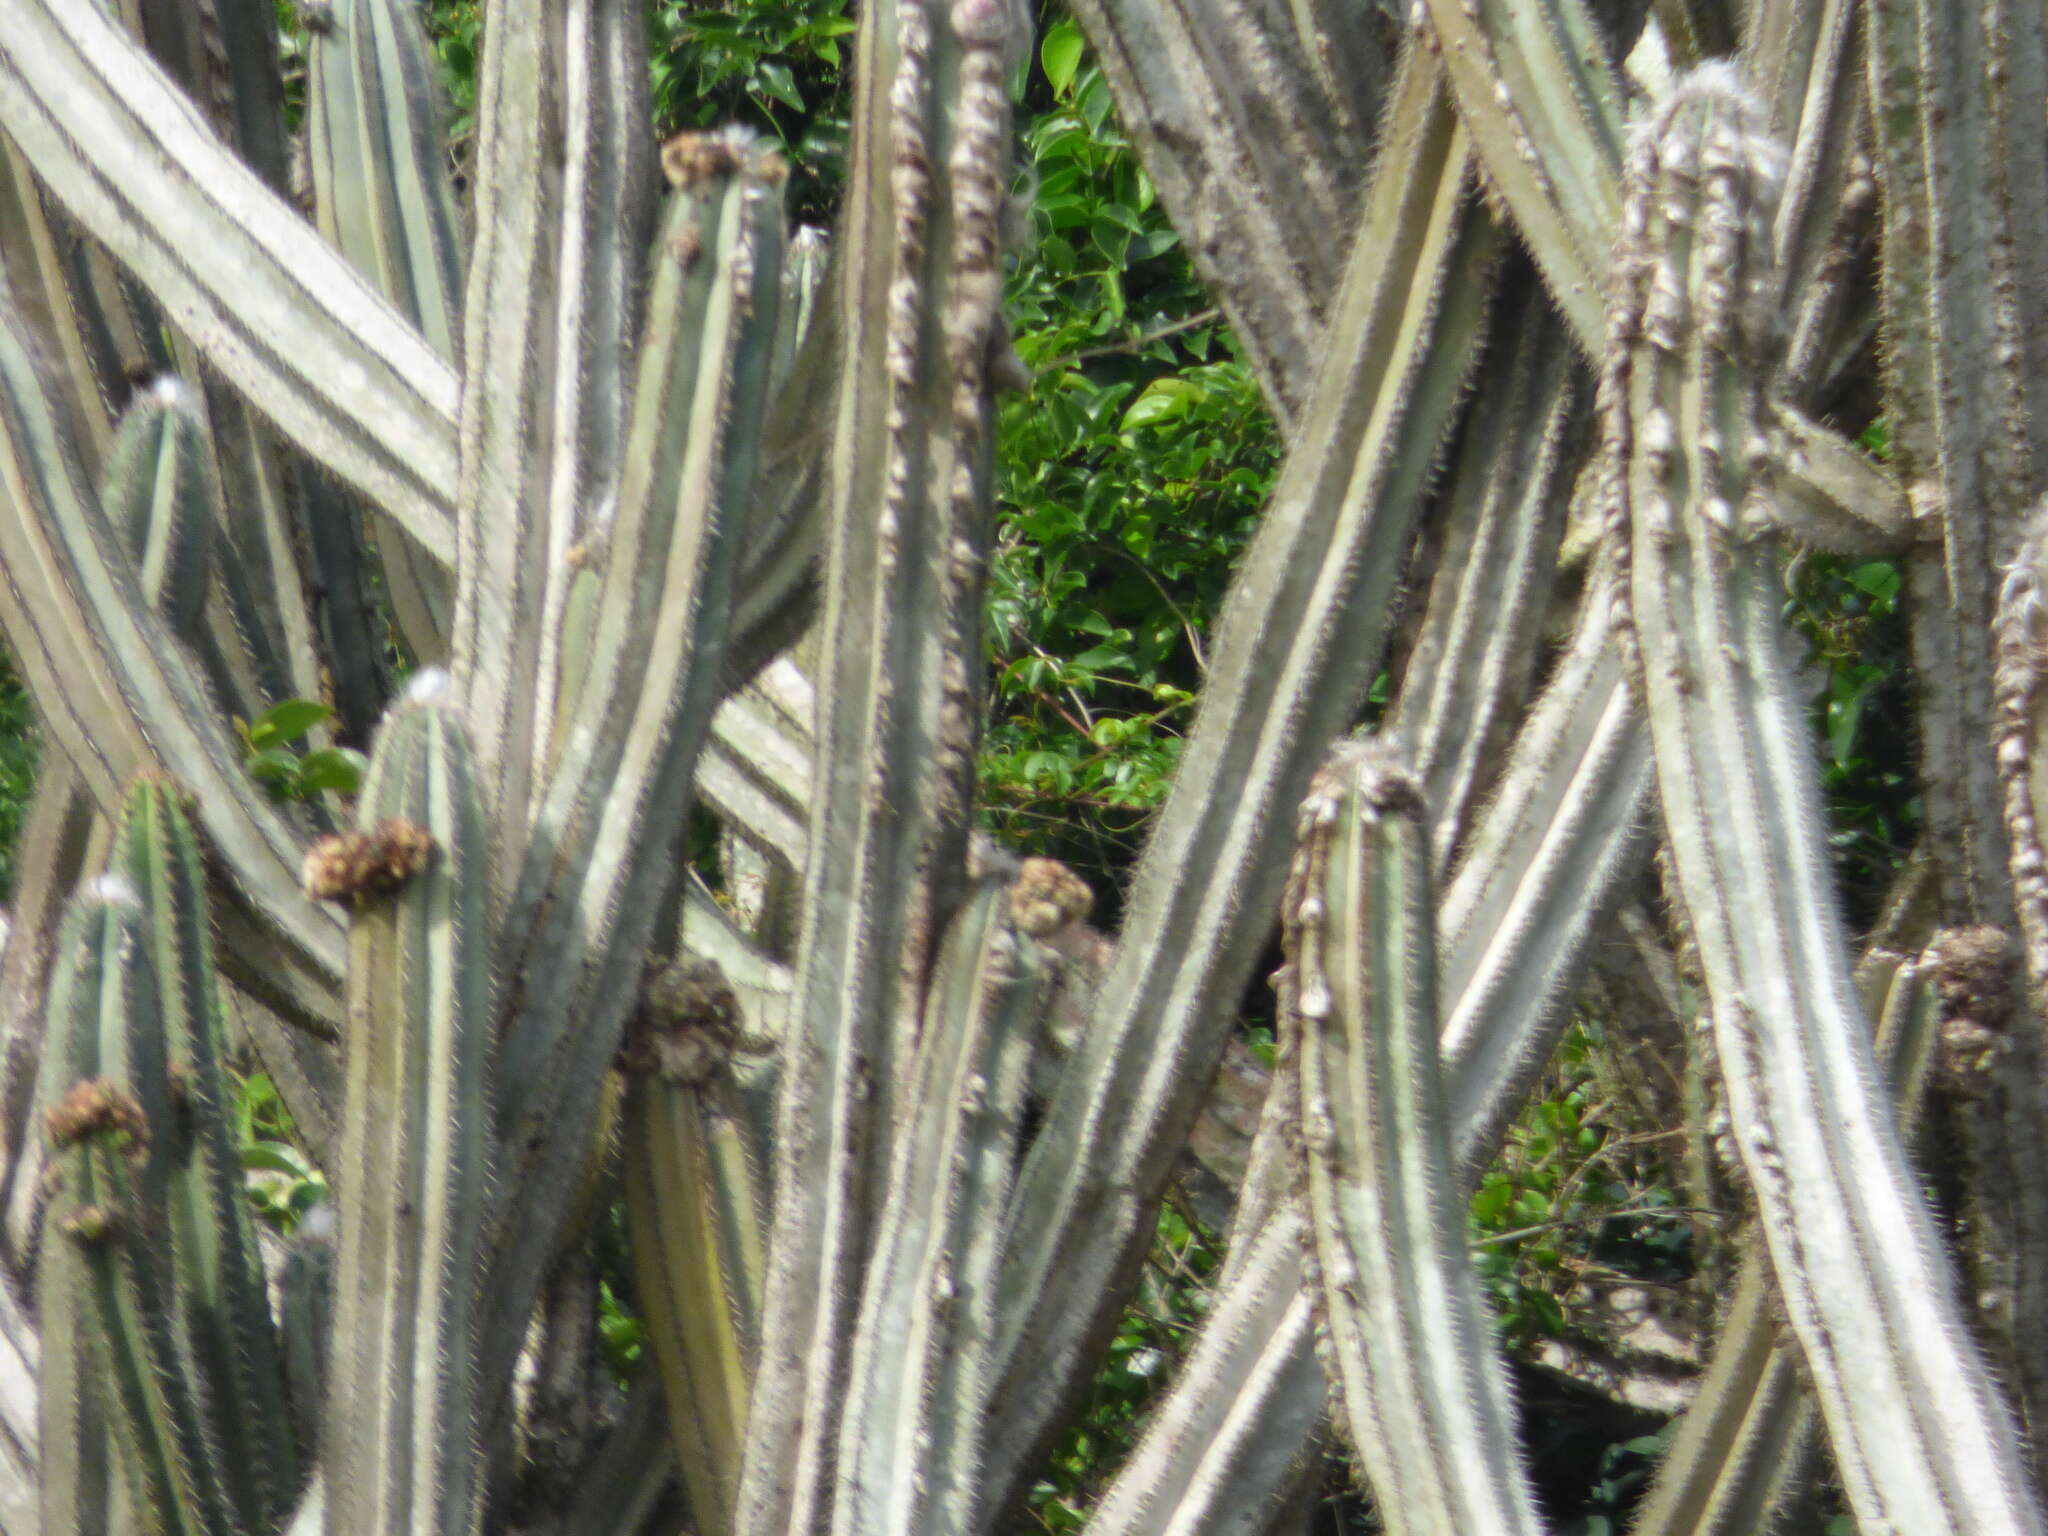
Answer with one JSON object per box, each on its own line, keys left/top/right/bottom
{"left": 0, "top": 648, "right": 35, "bottom": 900}
{"left": 983, "top": 17, "right": 1279, "bottom": 893}
{"left": 1469, "top": 1024, "right": 1692, "bottom": 1349}
{"left": 233, "top": 1069, "right": 328, "bottom": 1229}
{"left": 235, "top": 698, "right": 367, "bottom": 803}
{"left": 1025, "top": 1202, "right": 1221, "bottom": 1532}
{"left": 1783, "top": 550, "right": 1918, "bottom": 919}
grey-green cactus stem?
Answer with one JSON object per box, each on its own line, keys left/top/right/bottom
{"left": 528, "top": 0, "right": 658, "bottom": 827}
{"left": 317, "top": 671, "right": 492, "bottom": 1536}
{"left": 304, "top": 0, "right": 465, "bottom": 664}
{"left": 1869, "top": 0, "right": 2048, "bottom": 923}
{"left": 0, "top": 274, "right": 346, "bottom": 1027}
{"left": 984, "top": 43, "right": 1498, "bottom": 1502}
{"left": 833, "top": 874, "right": 1054, "bottom": 1536}
{"left": 1630, "top": 946, "right": 1943, "bottom": 1536}
{"left": 1059, "top": 0, "right": 1386, "bottom": 427}
{"left": 1287, "top": 742, "right": 1545, "bottom": 1536}
{"left": 1389, "top": 278, "right": 1588, "bottom": 869}
{"left": 1922, "top": 925, "right": 2048, "bottom": 1484}
{"left": 484, "top": 126, "right": 784, "bottom": 1413}
{"left": 746, "top": 1, "right": 1025, "bottom": 1526}
{"left": 1610, "top": 67, "right": 2045, "bottom": 1532}
{"left": 0, "top": 0, "right": 459, "bottom": 552}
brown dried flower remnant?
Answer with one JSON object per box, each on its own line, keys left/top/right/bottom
{"left": 59, "top": 1204, "right": 121, "bottom": 1244}
{"left": 660, "top": 128, "right": 788, "bottom": 191}
{"left": 1009, "top": 856, "right": 1093, "bottom": 938}
{"left": 626, "top": 959, "right": 741, "bottom": 1086}
{"left": 46, "top": 1078, "right": 148, "bottom": 1158}
{"left": 301, "top": 818, "right": 435, "bottom": 905}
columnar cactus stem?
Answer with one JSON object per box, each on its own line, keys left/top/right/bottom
{"left": 485, "top": 126, "right": 784, "bottom": 1399}
{"left": 1869, "top": 0, "right": 2048, "bottom": 923}
{"left": 1287, "top": 742, "right": 1544, "bottom": 1536}
{"left": 833, "top": 875, "right": 1053, "bottom": 1536}
{"left": 112, "top": 780, "right": 296, "bottom": 1531}
{"left": 1611, "top": 67, "right": 2044, "bottom": 1532}
{"left": 0, "top": 279, "right": 346, "bottom": 1033}
{"left": 746, "top": 1, "right": 1026, "bottom": 1524}
{"left": 622, "top": 961, "right": 770, "bottom": 1536}
{"left": 316, "top": 671, "right": 492, "bottom": 1536}
{"left": 1389, "top": 282, "right": 1587, "bottom": 869}
{"left": 305, "top": 0, "right": 466, "bottom": 664}
{"left": 0, "top": 0, "right": 459, "bottom": 550}
{"left": 40, "top": 877, "right": 239, "bottom": 1536}
{"left": 1631, "top": 947, "right": 1944, "bottom": 1535}
{"left": 984, "top": 45, "right": 1498, "bottom": 1498}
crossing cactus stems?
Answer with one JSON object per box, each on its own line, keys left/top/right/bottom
{"left": 3, "top": 3, "right": 2048, "bottom": 1535}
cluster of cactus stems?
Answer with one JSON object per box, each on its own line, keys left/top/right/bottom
{"left": 3, "top": 0, "right": 2048, "bottom": 1533}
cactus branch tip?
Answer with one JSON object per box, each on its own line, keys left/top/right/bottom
{"left": 85, "top": 872, "right": 142, "bottom": 909}
{"left": 404, "top": 666, "right": 458, "bottom": 707}
{"left": 139, "top": 372, "right": 197, "bottom": 411}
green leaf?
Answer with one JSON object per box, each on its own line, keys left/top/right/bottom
{"left": 1041, "top": 21, "right": 1084, "bottom": 97}
{"left": 296, "top": 746, "right": 369, "bottom": 796}
{"left": 246, "top": 698, "right": 333, "bottom": 751}
{"left": 246, "top": 747, "right": 304, "bottom": 787}
{"left": 753, "top": 59, "right": 804, "bottom": 111}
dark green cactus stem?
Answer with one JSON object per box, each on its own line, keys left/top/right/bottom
{"left": 1287, "top": 742, "right": 1543, "bottom": 1536}
{"left": 278, "top": 1212, "right": 336, "bottom": 1486}
{"left": 110, "top": 779, "right": 297, "bottom": 1531}
{"left": 318, "top": 670, "right": 492, "bottom": 1536}
{"left": 40, "top": 877, "right": 237, "bottom": 1536}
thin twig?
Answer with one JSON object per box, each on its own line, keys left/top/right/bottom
{"left": 1035, "top": 308, "right": 1222, "bottom": 374}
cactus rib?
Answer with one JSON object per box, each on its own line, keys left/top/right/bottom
{"left": 983, "top": 42, "right": 1499, "bottom": 1500}
{"left": 0, "top": 0, "right": 458, "bottom": 555}
{"left": 1289, "top": 742, "right": 1544, "bottom": 1536}
{"left": 1611, "top": 68, "right": 2044, "bottom": 1532}
{"left": 322, "top": 673, "right": 492, "bottom": 1536}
